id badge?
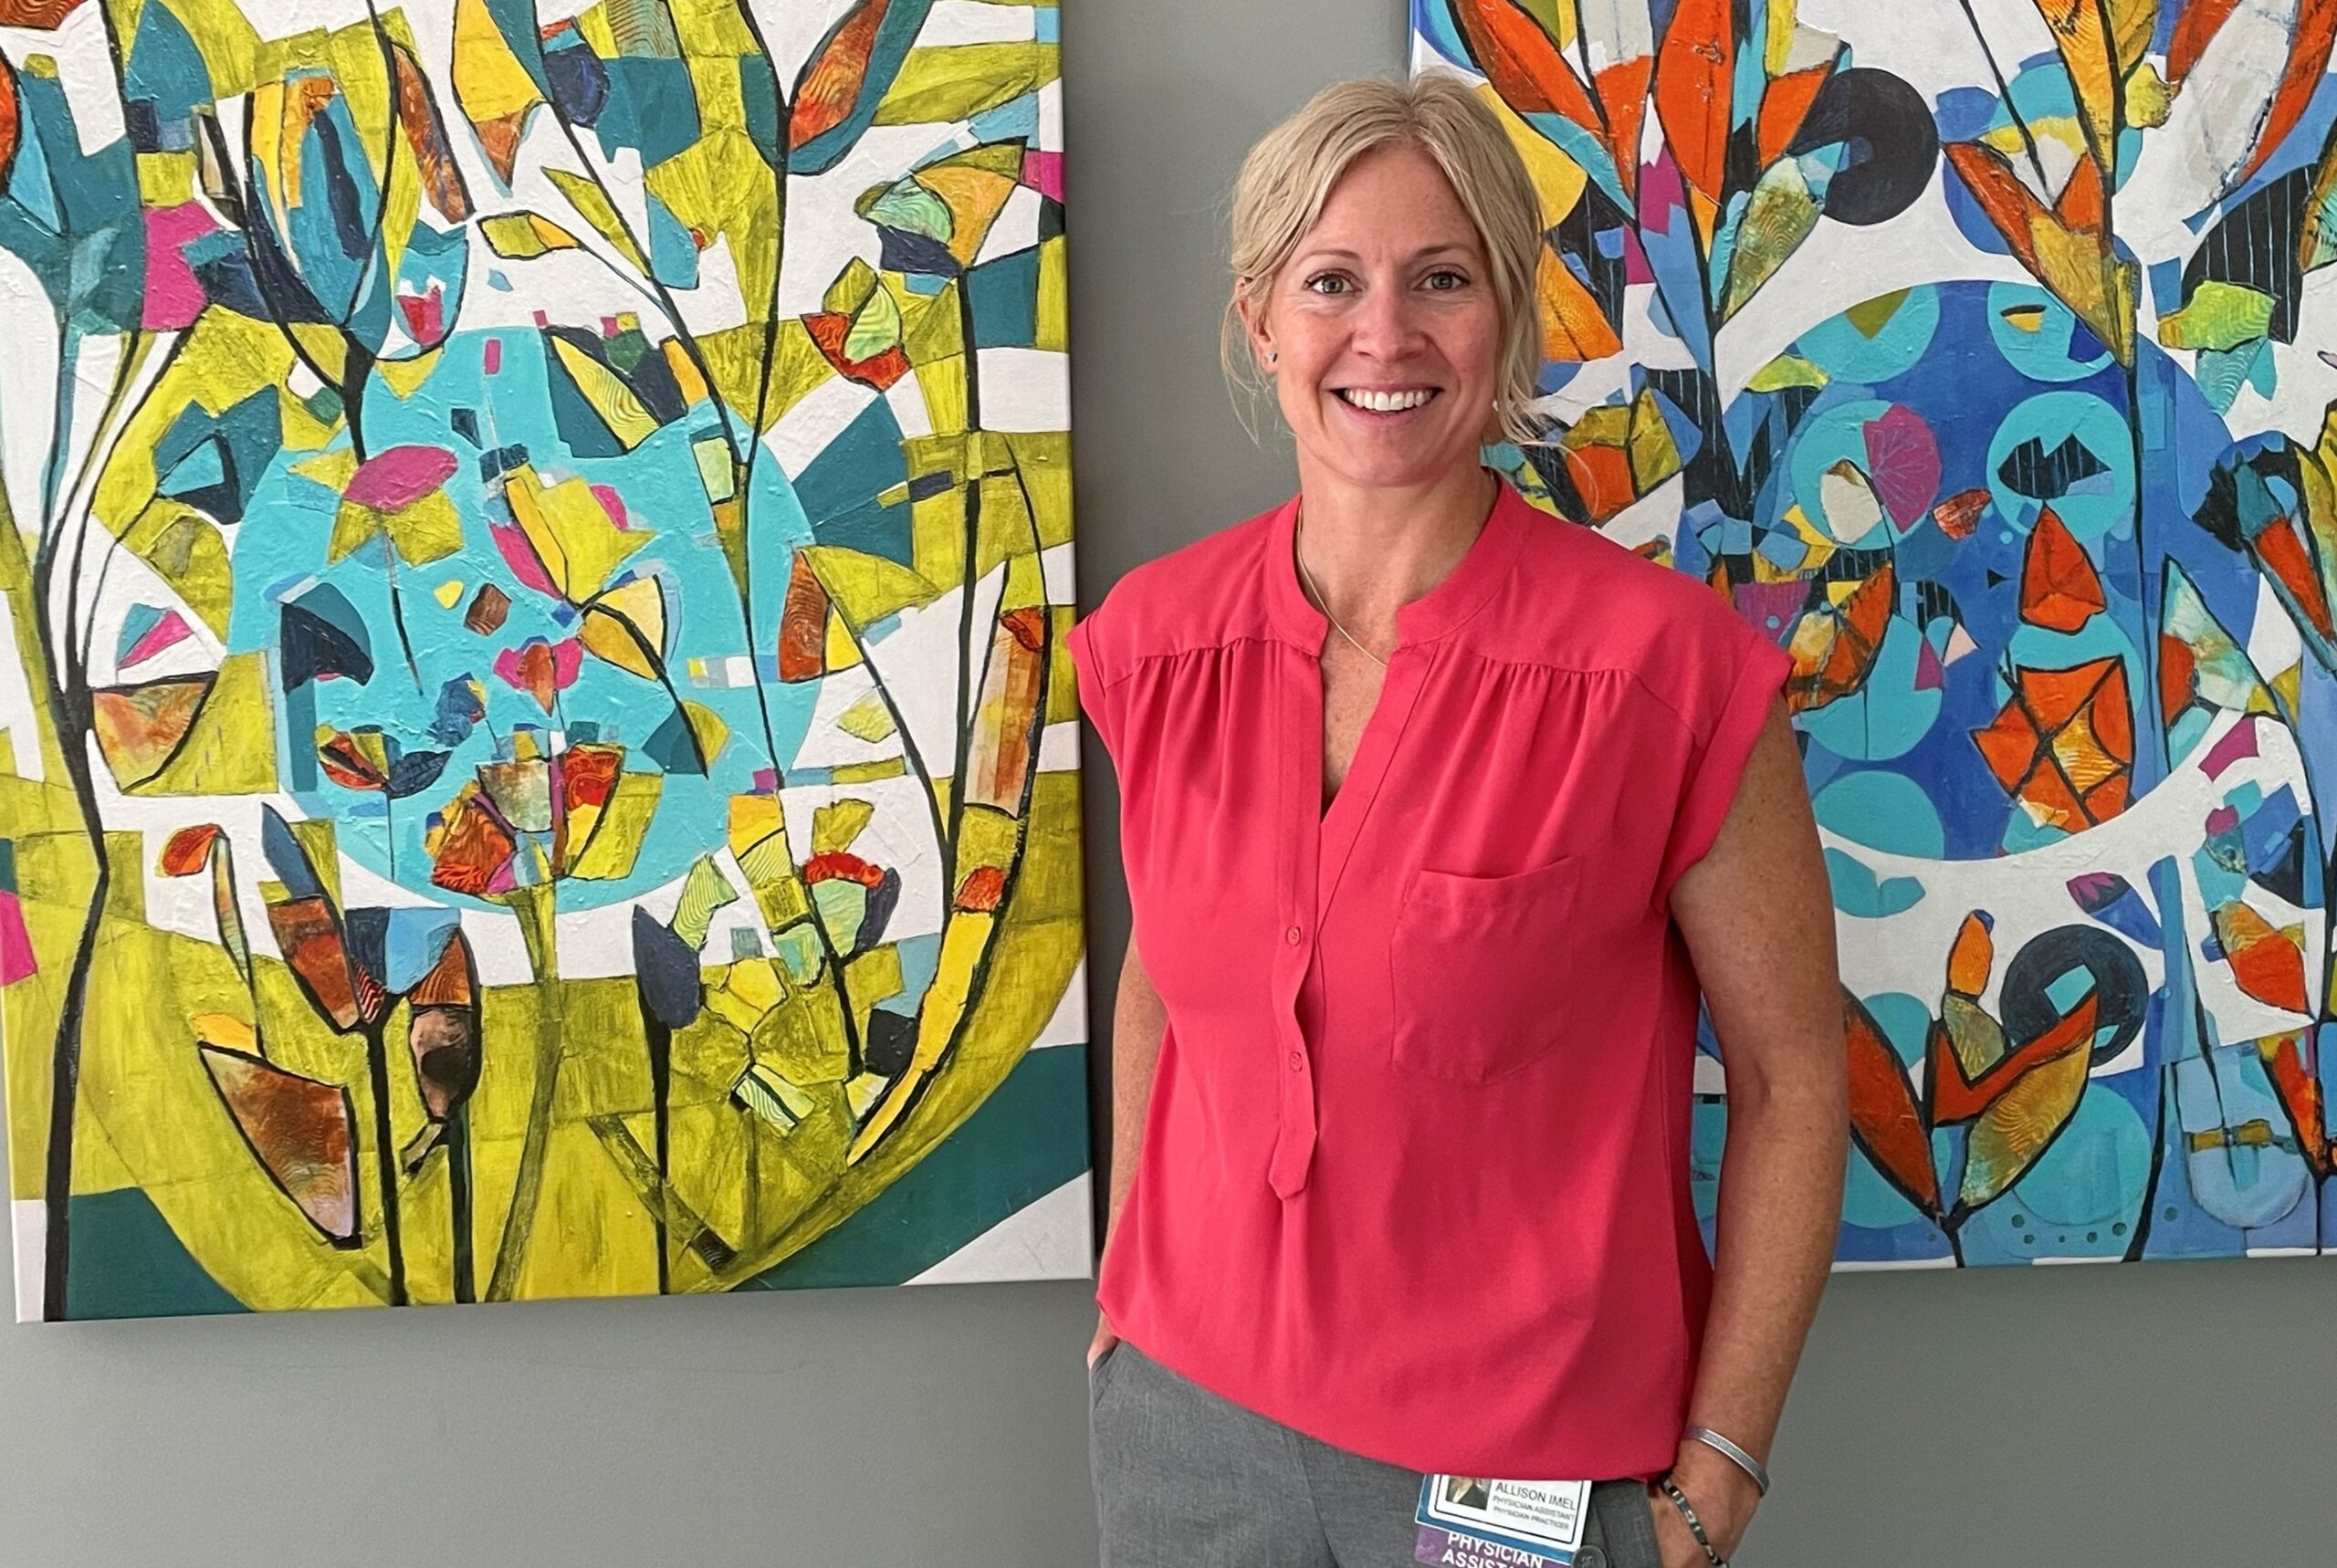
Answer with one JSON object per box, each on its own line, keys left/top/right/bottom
{"left": 1413, "top": 1473, "right": 1592, "bottom": 1567}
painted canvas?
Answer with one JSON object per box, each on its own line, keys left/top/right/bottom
{"left": 1415, "top": 1, "right": 2337, "bottom": 1267}
{"left": 0, "top": 0, "right": 1085, "bottom": 1321}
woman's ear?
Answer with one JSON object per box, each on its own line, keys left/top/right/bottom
{"left": 1234, "top": 287, "right": 1275, "bottom": 373}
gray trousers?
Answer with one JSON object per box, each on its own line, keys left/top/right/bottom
{"left": 1090, "top": 1341, "right": 1663, "bottom": 1568}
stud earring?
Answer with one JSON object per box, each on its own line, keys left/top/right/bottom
{"left": 1266, "top": 350, "right": 1278, "bottom": 363}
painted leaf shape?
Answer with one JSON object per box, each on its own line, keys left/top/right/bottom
{"left": 453, "top": 0, "right": 544, "bottom": 184}
{"left": 1846, "top": 990, "right": 1941, "bottom": 1218}
{"left": 92, "top": 676, "right": 214, "bottom": 789}
{"left": 789, "top": 0, "right": 938, "bottom": 175}
{"left": 1443, "top": 0, "right": 1622, "bottom": 195}
{"left": 2028, "top": 0, "right": 2120, "bottom": 173}
{"left": 2239, "top": 0, "right": 2337, "bottom": 187}
{"left": 267, "top": 895, "right": 369, "bottom": 1032}
{"left": 1957, "top": 1044, "right": 2091, "bottom": 1214}
{"left": 408, "top": 929, "right": 480, "bottom": 1123}
{"left": 159, "top": 824, "right": 223, "bottom": 877}
{"left": 0, "top": 53, "right": 18, "bottom": 194}
{"left": 1943, "top": 141, "right": 2136, "bottom": 363}
{"left": 580, "top": 576, "right": 669, "bottom": 680}
{"left": 2168, "top": 0, "right": 2245, "bottom": 80}
{"left": 200, "top": 1045, "right": 360, "bottom": 1245}
{"left": 391, "top": 42, "right": 473, "bottom": 223}
{"left": 1654, "top": 0, "right": 1734, "bottom": 203}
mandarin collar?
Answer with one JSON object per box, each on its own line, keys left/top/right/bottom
{"left": 1264, "top": 476, "right": 1533, "bottom": 653}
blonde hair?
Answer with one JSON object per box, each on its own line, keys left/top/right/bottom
{"left": 1222, "top": 72, "right": 1546, "bottom": 448}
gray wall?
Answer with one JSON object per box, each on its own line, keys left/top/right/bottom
{"left": 3, "top": 4, "right": 2332, "bottom": 1565}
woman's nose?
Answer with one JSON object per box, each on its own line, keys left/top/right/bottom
{"left": 1349, "top": 286, "right": 1425, "bottom": 357}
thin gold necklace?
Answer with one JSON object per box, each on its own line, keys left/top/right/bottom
{"left": 1294, "top": 507, "right": 1390, "bottom": 668}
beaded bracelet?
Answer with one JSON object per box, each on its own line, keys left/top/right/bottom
{"left": 1658, "top": 1475, "right": 1729, "bottom": 1568}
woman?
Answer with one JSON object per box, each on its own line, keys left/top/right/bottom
{"left": 1068, "top": 74, "right": 1846, "bottom": 1568}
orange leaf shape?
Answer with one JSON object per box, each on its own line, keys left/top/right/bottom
{"left": 779, "top": 553, "right": 830, "bottom": 682}
{"left": 1447, "top": 1, "right": 1608, "bottom": 156}
{"left": 2215, "top": 902, "right": 2311, "bottom": 1014}
{"left": 1655, "top": 0, "right": 1735, "bottom": 202}
{"left": 2019, "top": 508, "right": 2107, "bottom": 632}
{"left": 1931, "top": 992, "right": 2097, "bottom": 1125}
{"left": 265, "top": 895, "right": 368, "bottom": 1031}
{"left": 1847, "top": 991, "right": 1940, "bottom": 1219}
{"left": 2255, "top": 515, "right": 2337, "bottom": 642}
{"left": 0, "top": 0, "right": 85, "bottom": 25}
{"left": 1537, "top": 243, "right": 1626, "bottom": 363}
{"left": 790, "top": 0, "right": 889, "bottom": 149}
{"left": 2239, "top": 0, "right": 2337, "bottom": 186}
{"left": 1947, "top": 911, "right": 1995, "bottom": 997}
{"left": 2256, "top": 1033, "right": 2332, "bottom": 1178}
{"left": 159, "top": 824, "right": 223, "bottom": 877}
{"left": 200, "top": 1045, "right": 359, "bottom": 1245}
{"left": 2168, "top": 0, "right": 2245, "bottom": 80}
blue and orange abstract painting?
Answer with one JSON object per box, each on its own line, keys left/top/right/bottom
{"left": 1418, "top": 0, "right": 2337, "bottom": 1266}
{"left": 0, "top": 0, "right": 1087, "bottom": 1319}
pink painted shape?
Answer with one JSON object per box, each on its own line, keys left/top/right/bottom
{"left": 592, "top": 483, "right": 631, "bottom": 529}
{"left": 1021, "top": 149, "right": 1064, "bottom": 203}
{"left": 2203, "top": 716, "right": 2260, "bottom": 779}
{"left": 2206, "top": 803, "right": 2241, "bottom": 837}
{"left": 1732, "top": 580, "right": 1808, "bottom": 643}
{"left": 1621, "top": 225, "right": 1654, "bottom": 287}
{"left": 1638, "top": 151, "right": 1686, "bottom": 235}
{"left": 1864, "top": 404, "right": 1942, "bottom": 528}
{"left": 0, "top": 893, "right": 35, "bottom": 985}
{"left": 142, "top": 204, "right": 216, "bottom": 330}
{"left": 1913, "top": 633, "right": 1944, "bottom": 693}
{"left": 396, "top": 284, "right": 446, "bottom": 350}
{"left": 485, "top": 338, "right": 504, "bottom": 373}
{"left": 121, "top": 609, "right": 194, "bottom": 670}
{"left": 490, "top": 522, "right": 559, "bottom": 597}
{"left": 346, "top": 444, "right": 458, "bottom": 511}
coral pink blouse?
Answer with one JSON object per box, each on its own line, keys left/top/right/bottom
{"left": 1067, "top": 481, "right": 1792, "bottom": 1480}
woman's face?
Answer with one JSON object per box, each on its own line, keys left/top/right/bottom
{"left": 1243, "top": 144, "right": 1504, "bottom": 497}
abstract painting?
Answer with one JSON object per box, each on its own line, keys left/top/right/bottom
{"left": 0, "top": 0, "right": 1086, "bottom": 1320}
{"left": 1417, "top": 0, "right": 2337, "bottom": 1266}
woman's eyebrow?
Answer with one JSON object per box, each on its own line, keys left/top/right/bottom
{"left": 1291, "top": 244, "right": 1480, "bottom": 265}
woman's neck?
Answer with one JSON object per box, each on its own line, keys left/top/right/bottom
{"left": 1293, "top": 460, "right": 1498, "bottom": 630}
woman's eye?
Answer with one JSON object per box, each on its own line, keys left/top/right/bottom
{"left": 1305, "top": 274, "right": 1351, "bottom": 295}
{"left": 1423, "top": 270, "right": 1468, "bottom": 291}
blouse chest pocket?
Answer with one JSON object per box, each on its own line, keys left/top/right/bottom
{"left": 1388, "top": 856, "right": 1580, "bottom": 1085}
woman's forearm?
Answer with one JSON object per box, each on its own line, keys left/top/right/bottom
{"left": 1688, "top": 1061, "right": 1845, "bottom": 1464}
{"left": 1103, "top": 939, "right": 1168, "bottom": 1248}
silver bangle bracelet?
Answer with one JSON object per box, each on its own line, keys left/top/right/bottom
{"left": 1684, "top": 1426, "right": 1770, "bottom": 1496}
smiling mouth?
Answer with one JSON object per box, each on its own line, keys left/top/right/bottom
{"left": 1336, "top": 388, "right": 1439, "bottom": 413}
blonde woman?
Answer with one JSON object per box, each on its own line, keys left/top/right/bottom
{"left": 1068, "top": 76, "right": 1847, "bottom": 1568}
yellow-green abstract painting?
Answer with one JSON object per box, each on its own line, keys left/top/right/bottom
{"left": 0, "top": 0, "right": 1088, "bottom": 1320}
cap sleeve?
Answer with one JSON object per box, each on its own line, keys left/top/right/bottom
{"left": 1065, "top": 603, "right": 1123, "bottom": 763}
{"left": 1652, "top": 619, "right": 1794, "bottom": 909}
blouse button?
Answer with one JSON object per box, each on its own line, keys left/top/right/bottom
{"left": 1285, "top": 925, "right": 1302, "bottom": 945}
{"left": 1287, "top": 1051, "right": 1304, "bottom": 1072}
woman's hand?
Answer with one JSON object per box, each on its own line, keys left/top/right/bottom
{"left": 1086, "top": 1310, "right": 1120, "bottom": 1369}
{"left": 1644, "top": 1441, "right": 1760, "bottom": 1566}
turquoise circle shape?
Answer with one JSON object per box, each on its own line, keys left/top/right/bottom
{"left": 2014, "top": 1084, "right": 2151, "bottom": 1228}
{"left": 1986, "top": 390, "right": 2134, "bottom": 541}
{"left": 1986, "top": 282, "right": 2114, "bottom": 383}
{"left": 1800, "top": 616, "right": 1944, "bottom": 763}
{"left": 1814, "top": 768, "right": 1946, "bottom": 856}
{"left": 1787, "top": 398, "right": 1901, "bottom": 549}
{"left": 1794, "top": 285, "right": 1941, "bottom": 384}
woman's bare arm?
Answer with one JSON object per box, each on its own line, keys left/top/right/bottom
{"left": 1653, "top": 703, "right": 1848, "bottom": 1562}
{"left": 1089, "top": 937, "right": 1168, "bottom": 1364}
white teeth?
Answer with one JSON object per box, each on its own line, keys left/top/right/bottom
{"left": 1340, "top": 388, "right": 1433, "bottom": 413}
